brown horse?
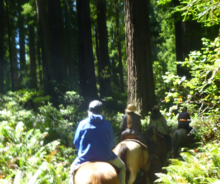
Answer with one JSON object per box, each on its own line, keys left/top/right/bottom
{"left": 172, "top": 128, "right": 192, "bottom": 158}
{"left": 74, "top": 162, "right": 120, "bottom": 184}
{"left": 114, "top": 140, "right": 151, "bottom": 184}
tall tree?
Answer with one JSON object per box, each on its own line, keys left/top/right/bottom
{"left": 96, "top": 0, "right": 112, "bottom": 97}
{"left": 172, "top": 0, "right": 202, "bottom": 78}
{"left": 77, "top": 0, "right": 97, "bottom": 100}
{"left": 124, "top": 0, "right": 156, "bottom": 115}
{"left": 63, "top": 0, "right": 78, "bottom": 89}
{"left": 28, "top": 23, "right": 37, "bottom": 89}
{"left": 115, "top": 0, "right": 124, "bottom": 92}
{"left": 6, "top": 0, "right": 15, "bottom": 91}
{"left": 0, "top": 0, "right": 4, "bottom": 93}
{"left": 35, "top": 0, "right": 56, "bottom": 99}
{"left": 18, "top": 0, "right": 26, "bottom": 87}
{"left": 47, "top": 0, "right": 64, "bottom": 90}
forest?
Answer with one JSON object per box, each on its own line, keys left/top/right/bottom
{"left": 0, "top": 0, "right": 220, "bottom": 183}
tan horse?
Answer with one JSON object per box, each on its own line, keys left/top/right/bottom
{"left": 114, "top": 140, "right": 151, "bottom": 184}
{"left": 74, "top": 162, "right": 120, "bottom": 184}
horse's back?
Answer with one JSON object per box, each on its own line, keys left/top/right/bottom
{"left": 75, "top": 162, "right": 120, "bottom": 184}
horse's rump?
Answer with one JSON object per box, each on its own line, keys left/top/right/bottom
{"left": 74, "top": 162, "right": 120, "bottom": 184}
{"left": 114, "top": 140, "right": 150, "bottom": 184}
{"left": 172, "top": 128, "right": 189, "bottom": 158}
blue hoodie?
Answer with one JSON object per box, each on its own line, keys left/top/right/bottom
{"left": 73, "top": 114, "right": 117, "bottom": 164}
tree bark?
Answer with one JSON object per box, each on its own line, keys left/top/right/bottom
{"left": 47, "top": 0, "right": 64, "bottom": 90}
{"left": 6, "top": 0, "right": 15, "bottom": 91}
{"left": 37, "top": 28, "right": 43, "bottom": 87}
{"left": 173, "top": 0, "right": 202, "bottom": 78}
{"left": 63, "top": 0, "right": 78, "bottom": 88}
{"left": 96, "top": 0, "right": 112, "bottom": 97}
{"left": 0, "top": 0, "right": 4, "bottom": 93}
{"left": 115, "top": 0, "right": 124, "bottom": 92}
{"left": 35, "top": 0, "right": 57, "bottom": 102}
{"left": 18, "top": 0, "right": 26, "bottom": 87}
{"left": 124, "top": 0, "right": 156, "bottom": 115}
{"left": 28, "top": 23, "right": 37, "bottom": 89}
{"left": 77, "top": 0, "right": 97, "bottom": 100}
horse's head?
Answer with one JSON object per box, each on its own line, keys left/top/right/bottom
{"left": 145, "top": 126, "right": 167, "bottom": 157}
{"left": 145, "top": 126, "right": 158, "bottom": 143}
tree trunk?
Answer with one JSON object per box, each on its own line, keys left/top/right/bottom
{"left": 6, "top": 0, "right": 15, "bottom": 91}
{"left": 115, "top": 0, "right": 124, "bottom": 92}
{"left": 37, "top": 28, "right": 43, "bottom": 87}
{"left": 28, "top": 23, "right": 37, "bottom": 89}
{"left": 0, "top": 0, "right": 4, "bottom": 93}
{"left": 63, "top": 0, "right": 78, "bottom": 89}
{"left": 124, "top": 0, "right": 156, "bottom": 115}
{"left": 18, "top": 0, "right": 26, "bottom": 87}
{"left": 173, "top": 0, "right": 202, "bottom": 78}
{"left": 96, "top": 0, "right": 111, "bottom": 97}
{"left": 35, "top": 0, "right": 57, "bottom": 103}
{"left": 110, "top": 26, "right": 120, "bottom": 88}
{"left": 77, "top": 0, "right": 97, "bottom": 100}
{"left": 47, "top": 0, "right": 64, "bottom": 90}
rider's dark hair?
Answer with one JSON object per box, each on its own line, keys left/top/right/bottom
{"left": 182, "top": 106, "right": 187, "bottom": 111}
{"left": 150, "top": 109, "right": 163, "bottom": 120}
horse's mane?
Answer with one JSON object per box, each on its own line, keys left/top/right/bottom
{"left": 146, "top": 126, "right": 155, "bottom": 137}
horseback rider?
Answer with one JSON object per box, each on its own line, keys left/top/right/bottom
{"left": 177, "top": 106, "right": 192, "bottom": 134}
{"left": 69, "top": 100, "right": 126, "bottom": 184}
{"left": 149, "top": 105, "right": 171, "bottom": 148}
{"left": 120, "top": 103, "right": 146, "bottom": 144}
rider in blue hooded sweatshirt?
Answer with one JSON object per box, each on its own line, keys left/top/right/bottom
{"left": 69, "top": 100, "right": 126, "bottom": 184}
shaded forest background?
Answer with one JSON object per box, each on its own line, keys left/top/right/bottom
{"left": 0, "top": 0, "right": 218, "bottom": 114}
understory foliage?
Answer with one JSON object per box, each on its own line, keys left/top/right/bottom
{"left": 0, "top": 90, "right": 86, "bottom": 183}
{"left": 156, "top": 143, "right": 220, "bottom": 184}
{"left": 155, "top": 36, "right": 220, "bottom": 181}
{"left": 0, "top": 121, "right": 74, "bottom": 183}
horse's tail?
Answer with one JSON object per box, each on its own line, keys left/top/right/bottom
{"left": 117, "top": 143, "right": 130, "bottom": 182}
{"left": 117, "top": 143, "right": 128, "bottom": 165}
{"left": 172, "top": 130, "right": 180, "bottom": 158}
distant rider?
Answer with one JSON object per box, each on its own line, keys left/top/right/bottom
{"left": 177, "top": 106, "right": 192, "bottom": 134}
{"left": 69, "top": 100, "right": 126, "bottom": 184}
{"left": 120, "top": 104, "right": 146, "bottom": 144}
{"left": 149, "top": 105, "right": 171, "bottom": 148}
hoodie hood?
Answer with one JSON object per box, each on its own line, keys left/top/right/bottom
{"left": 89, "top": 114, "right": 104, "bottom": 123}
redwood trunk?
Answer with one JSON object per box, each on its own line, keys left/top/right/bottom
{"left": 6, "top": 0, "right": 15, "bottom": 91}
{"left": 77, "top": 0, "right": 97, "bottom": 100}
{"left": 124, "top": 0, "right": 156, "bottom": 115}
{"left": 29, "top": 24, "right": 37, "bottom": 89}
{"left": 0, "top": 0, "right": 4, "bottom": 93}
{"left": 115, "top": 0, "right": 124, "bottom": 92}
{"left": 18, "top": 0, "right": 26, "bottom": 86}
{"left": 47, "top": 0, "right": 64, "bottom": 90}
{"left": 35, "top": 0, "right": 56, "bottom": 101}
{"left": 96, "top": 0, "right": 112, "bottom": 97}
{"left": 173, "top": 0, "right": 202, "bottom": 78}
